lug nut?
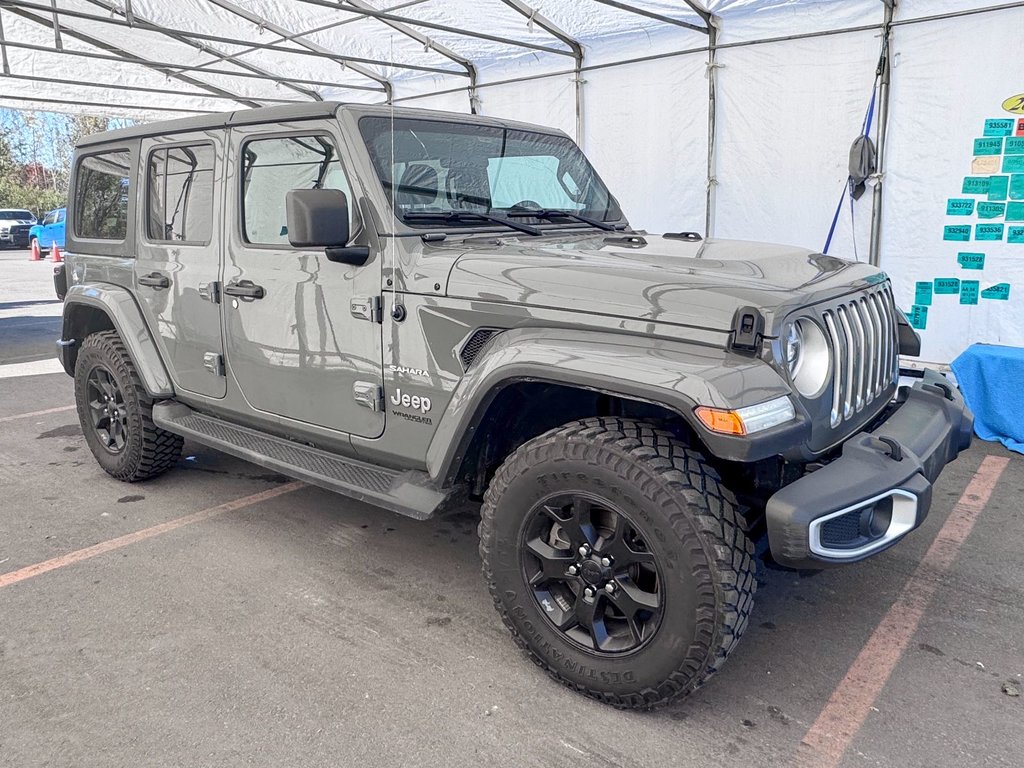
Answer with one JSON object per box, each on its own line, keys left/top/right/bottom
{"left": 578, "top": 544, "right": 590, "bottom": 557}
{"left": 567, "top": 565, "right": 578, "bottom": 576}
{"left": 604, "top": 582, "right": 616, "bottom": 594}
{"left": 584, "top": 587, "right": 595, "bottom": 599}
{"left": 600, "top": 556, "right": 612, "bottom": 567}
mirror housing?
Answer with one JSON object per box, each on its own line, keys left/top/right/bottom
{"left": 286, "top": 188, "right": 350, "bottom": 247}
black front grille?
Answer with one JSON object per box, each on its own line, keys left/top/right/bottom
{"left": 10, "top": 225, "right": 29, "bottom": 236}
{"left": 459, "top": 328, "right": 502, "bottom": 369}
{"left": 821, "top": 510, "right": 862, "bottom": 548}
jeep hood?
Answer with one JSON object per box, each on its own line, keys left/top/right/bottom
{"left": 445, "top": 235, "right": 887, "bottom": 333}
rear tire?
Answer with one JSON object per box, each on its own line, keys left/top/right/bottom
{"left": 479, "top": 417, "right": 755, "bottom": 709}
{"left": 74, "top": 331, "right": 183, "bottom": 482}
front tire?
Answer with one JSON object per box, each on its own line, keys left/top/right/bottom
{"left": 74, "top": 331, "right": 183, "bottom": 481}
{"left": 479, "top": 417, "right": 755, "bottom": 709}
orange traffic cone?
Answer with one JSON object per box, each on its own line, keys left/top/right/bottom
{"left": 30, "top": 239, "right": 41, "bottom": 261}
{"left": 50, "top": 244, "right": 62, "bottom": 263}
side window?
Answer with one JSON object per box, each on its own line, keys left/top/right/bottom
{"left": 241, "top": 135, "right": 354, "bottom": 246}
{"left": 42, "top": 211, "right": 56, "bottom": 226}
{"left": 56, "top": 209, "right": 66, "bottom": 224}
{"left": 147, "top": 144, "right": 215, "bottom": 243}
{"left": 74, "top": 150, "right": 131, "bottom": 240}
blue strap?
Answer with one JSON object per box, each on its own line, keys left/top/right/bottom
{"left": 823, "top": 182, "right": 847, "bottom": 255}
{"left": 824, "top": 80, "right": 879, "bottom": 254}
{"left": 863, "top": 85, "right": 877, "bottom": 138}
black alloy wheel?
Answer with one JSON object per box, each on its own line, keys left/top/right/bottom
{"left": 521, "top": 492, "right": 664, "bottom": 654}
{"left": 85, "top": 365, "right": 129, "bottom": 453}
{"left": 479, "top": 417, "right": 756, "bottom": 708}
{"left": 74, "top": 330, "right": 183, "bottom": 481}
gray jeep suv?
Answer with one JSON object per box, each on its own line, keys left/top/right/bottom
{"left": 57, "top": 103, "right": 972, "bottom": 708}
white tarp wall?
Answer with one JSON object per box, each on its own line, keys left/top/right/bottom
{"left": 399, "top": 1, "right": 1024, "bottom": 366}
{"left": 1, "top": 0, "right": 1023, "bottom": 364}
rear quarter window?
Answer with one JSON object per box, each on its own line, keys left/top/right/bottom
{"left": 74, "top": 150, "right": 131, "bottom": 240}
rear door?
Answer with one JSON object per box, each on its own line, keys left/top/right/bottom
{"left": 135, "top": 131, "right": 226, "bottom": 398}
{"left": 222, "top": 121, "right": 384, "bottom": 438}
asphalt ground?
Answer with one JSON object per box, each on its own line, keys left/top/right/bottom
{"left": 1, "top": 248, "right": 1021, "bottom": 767}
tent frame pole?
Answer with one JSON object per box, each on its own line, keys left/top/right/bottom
{"left": 339, "top": 0, "right": 476, "bottom": 111}
{"left": 593, "top": 0, "right": 708, "bottom": 34}
{"left": 291, "top": 0, "right": 577, "bottom": 58}
{"left": 0, "top": 0, "right": 470, "bottom": 78}
{"left": 0, "top": 91, "right": 213, "bottom": 114}
{"left": 869, "top": 0, "right": 895, "bottom": 267}
{"left": 0, "top": 37, "right": 386, "bottom": 92}
{"left": 705, "top": 17, "right": 719, "bottom": 238}
{"left": 499, "top": 0, "right": 585, "bottom": 144}
{"left": 0, "top": 9, "right": 10, "bottom": 74}
{"left": 5, "top": 5, "right": 267, "bottom": 108}
{"left": 0, "top": 71, "right": 309, "bottom": 103}
{"left": 204, "top": 0, "right": 393, "bottom": 101}
{"left": 76, "top": 0, "right": 324, "bottom": 102}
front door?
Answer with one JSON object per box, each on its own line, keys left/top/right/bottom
{"left": 51, "top": 208, "right": 66, "bottom": 249}
{"left": 135, "top": 131, "right": 226, "bottom": 398}
{"left": 222, "top": 122, "right": 384, "bottom": 439}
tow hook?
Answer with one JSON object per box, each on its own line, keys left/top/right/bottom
{"left": 923, "top": 380, "right": 955, "bottom": 401}
{"left": 871, "top": 436, "right": 904, "bottom": 462}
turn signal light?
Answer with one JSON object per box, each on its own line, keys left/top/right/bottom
{"left": 694, "top": 396, "right": 796, "bottom": 436}
{"left": 694, "top": 407, "right": 746, "bottom": 435}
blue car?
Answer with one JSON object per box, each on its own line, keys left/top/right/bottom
{"left": 29, "top": 207, "right": 66, "bottom": 250}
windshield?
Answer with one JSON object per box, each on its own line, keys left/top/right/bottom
{"left": 359, "top": 117, "right": 622, "bottom": 227}
{"left": 0, "top": 210, "right": 33, "bottom": 220}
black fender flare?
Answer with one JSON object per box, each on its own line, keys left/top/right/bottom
{"left": 425, "top": 327, "right": 809, "bottom": 485}
{"left": 60, "top": 284, "right": 174, "bottom": 398}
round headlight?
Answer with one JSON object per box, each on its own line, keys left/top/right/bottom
{"left": 785, "top": 318, "right": 830, "bottom": 398}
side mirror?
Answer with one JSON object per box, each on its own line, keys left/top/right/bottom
{"left": 286, "top": 188, "right": 350, "bottom": 247}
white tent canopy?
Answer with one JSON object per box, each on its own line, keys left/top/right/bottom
{"left": 2, "top": 0, "right": 1023, "bottom": 364}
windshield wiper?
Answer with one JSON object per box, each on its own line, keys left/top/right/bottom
{"left": 505, "top": 208, "right": 621, "bottom": 232}
{"left": 402, "top": 210, "right": 542, "bottom": 236}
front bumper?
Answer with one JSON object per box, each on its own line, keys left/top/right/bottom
{"left": 766, "top": 369, "right": 973, "bottom": 568}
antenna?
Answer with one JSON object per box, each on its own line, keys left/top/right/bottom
{"left": 388, "top": 33, "right": 398, "bottom": 310}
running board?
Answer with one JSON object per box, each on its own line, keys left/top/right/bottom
{"left": 152, "top": 402, "right": 449, "bottom": 520}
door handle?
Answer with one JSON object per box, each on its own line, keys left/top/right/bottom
{"left": 223, "top": 280, "right": 265, "bottom": 300}
{"left": 138, "top": 272, "right": 170, "bottom": 289}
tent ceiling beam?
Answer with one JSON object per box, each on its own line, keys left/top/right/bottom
{"left": 0, "top": 1, "right": 468, "bottom": 79}
{"left": 291, "top": 0, "right": 577, "bottom": 57}
{"left": 592, "top": 0, "right": 709, "bottom": 34}
{"left": 5, "top": 4, "right": 266, "bottom": 108}
{"left": 0, "top": 37, "right": 386, "bottom": 91}
{"left": 160, "top": 1, "right": 431, "bottom": 99}
{"left": 203, "top": 0, "right": 393, "bottom": 102}
{"left": 499, "top": 0, "right": 582, "bottom": 59}
{"left": 0, "top": 90, "right": 212, "bottom": 113}
{"left": 340, "top": 0, "right": 475, "bottom": 110}
{"left": 77, "top": 0, "right": 323, "bottom": 102}
{"left": 0, "top": 70, "right": 310, "bottom": 104}
{"left": 681, "top": 2, "right": 713, "bottom": 25}
{"left": 499, "top": 0, "right": 584, "bottom": 142}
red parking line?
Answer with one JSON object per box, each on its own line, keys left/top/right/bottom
{"left": 0, "top": 404, "right": 76, "bottom": 423}
{"left": 798, "top": 454, "right": 1010, "bottom": 768}
{"left": 0, "top": 481, "right": 303, "bottom": 589}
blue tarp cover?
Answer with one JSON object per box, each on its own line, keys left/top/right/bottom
{"left": 951, "top": 344, "right": 1024, "bottom": 455}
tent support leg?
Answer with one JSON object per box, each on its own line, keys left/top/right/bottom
{"left": 869, "top": 1, "right": 895, "bottom": 267}
{"left": 0, "top": 10, "right": 10, "bottom": 75}
{"left": 705, "top": 17, "right": 719, "bottom": 238}
{"left": 574, "top": 54, "right": 584, "bottom": 146}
